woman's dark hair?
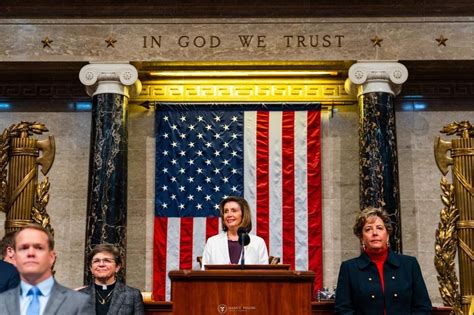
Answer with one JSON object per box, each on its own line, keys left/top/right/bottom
{"left": 219, "top": 196, "right": 253, "bottom": 232}
{"left": 353, "top": 206, "right": 393, "bottom": 240}
{"left": 88, "top": 244, "right": 122, "bottom": 266}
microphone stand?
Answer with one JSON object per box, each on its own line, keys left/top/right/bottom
{"left": 240, "top": 236, "right": 245, "bottom": 270}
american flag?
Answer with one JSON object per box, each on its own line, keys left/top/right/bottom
{"left": 153, "top": 104, "right": 322, "bottom": 301}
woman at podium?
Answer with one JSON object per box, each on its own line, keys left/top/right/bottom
{"left": 201, "top": 196, "right": 268, "bottom": 268}
{"left": 335, "top": 207, "right": 432, "bottom": 315}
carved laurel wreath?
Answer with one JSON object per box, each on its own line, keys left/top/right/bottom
{"left": 441, "top": 121, "right": 473, "bottom": 139}
{"left": 0, "top": 128, "right": 9, "bottom": 213}
{"left": 434, "top": 177, "right": 463, "bottom": 315}
{"left": 32, "top": 177, "right": 54, "bottom": 237}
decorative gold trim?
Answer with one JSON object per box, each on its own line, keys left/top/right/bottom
{"left": 134, "top": 79, "right": 353, "bottom": 103}
{"left": 10, "top": 148, "right": 39, "bottom": 156}
{"left": 149, "top": 70, "right": 339, "bottom": 77}
{"left": 8, "top": 167, "right": 35, "bottom": 209}
{"left": 459, "top": 239, "right": 474, "bottom": 261}
{"left": 451, "top": 148, "right": 474, "bottom": 157}
{"left": 462, "top": 295, "right": 474, "bottom": 305}
{"left": 132, "top": 61, "right": 354, "bottom": 103}
{"left": 457, "top": 221, "right": 474, "bottom": 229}
{"left": 434, "top": 177, "right": 463, "bottom": 314}
{"left": 4, "top": 219, "right": 32, "bottom": 229}
{"left": 453, "top": 167, "right": 474, "bottom": 195}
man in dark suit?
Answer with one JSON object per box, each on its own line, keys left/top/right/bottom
{"left": 1, "top": 231, "right": 17, "bottom": 265}
{"left": 0, "top": 230, "right": 20, "bottom": 293}
{"left": 0, "top": 259, "right": 20, "bottom": 293}
{"left": 0, "top": 224, "right": 94, "bottom": 314}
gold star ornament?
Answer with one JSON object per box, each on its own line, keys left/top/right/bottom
{"left": 370, "top": 36, "right": 383, "bottom": 47}
{"left": 105, "top": 37, "right": 117, "bottom": 48}
{"left": 41, "top": 37, "right": 53, "bottom": 48}
{"left": 436, "top": 35, "right": 448, "bottom": 47}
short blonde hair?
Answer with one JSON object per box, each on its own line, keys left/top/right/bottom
{"left": 353, "top": 207, "right": 393, "bottom": 240}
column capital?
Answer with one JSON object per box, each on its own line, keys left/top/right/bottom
{"left": 79, "top": 63, "right": 142, "bottom": 98}
{"left": 344, "top": 61, "right": 408, "bottom": 98}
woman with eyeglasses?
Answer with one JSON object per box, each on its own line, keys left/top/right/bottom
{"left": 79, "top": 244, "right": 144, "bottom": 315}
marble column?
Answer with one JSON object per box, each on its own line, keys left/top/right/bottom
{"left": 79, "top": 63, "right": 141, "bottom": 283}
{"left": 345, "top": 61, "right": 408, "bottom": 252}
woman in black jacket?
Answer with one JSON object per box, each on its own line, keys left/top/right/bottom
{"left": 335, "top": 207, "right": 432, "bottom": 315}
{"left": 80, "top": 244, "right": 144, "bottom": 315}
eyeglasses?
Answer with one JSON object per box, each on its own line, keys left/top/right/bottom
{"left": 91, "top": 258, "right": 115, "bottom": 265}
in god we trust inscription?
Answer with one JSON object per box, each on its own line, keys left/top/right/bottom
{"left": 142, "top": 34, "right": 344, "bottom": 49}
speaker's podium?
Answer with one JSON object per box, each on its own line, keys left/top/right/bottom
{"left": 169, "top": 264, "right": 315, "bottom": 315}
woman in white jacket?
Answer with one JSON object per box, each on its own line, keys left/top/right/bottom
{"left": 201, "top": 196, "right": 269, "bottom": 269}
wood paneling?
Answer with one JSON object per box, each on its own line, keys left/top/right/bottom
{"left": 2, "top": 1, "right": 474, "bottom": 18}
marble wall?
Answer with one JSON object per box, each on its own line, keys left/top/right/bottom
{"left": 0, "top": 103, "right": 471, "bottom": 305}
{"left": 1, "top": 17, "right": 473, "bottom": 62}
{"left": 0, "top": 111, "right": 91, "bottom": 288}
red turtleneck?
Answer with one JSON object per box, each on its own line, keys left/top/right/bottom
{"left": 365, "top": 248, "right": 388, "bottom": 291}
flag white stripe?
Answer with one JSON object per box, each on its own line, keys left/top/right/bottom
{"left": 268, "top": 112, "right": 283, "bottom": 258}
{"left": 165, "top": 218, "right": 181, "bottom": 300}
{"left": 193, "top": 217, "right": 207, "bottom": 270}
{"left": 294, "top": 111, "right": 309, "bottom": 270}
{"left": 243, "top": 111, "right": 257, "bottom": 234}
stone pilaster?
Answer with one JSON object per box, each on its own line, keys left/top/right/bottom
{"left": 79, "top": 63, "right": 141, "bottom": 283}
{"left": 345, "top": 61, "right": 408, "bottom": 253}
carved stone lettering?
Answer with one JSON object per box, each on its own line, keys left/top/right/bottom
{"left": 283, "top": 34, "right": 344, "bottom": 48}
{"left": 177, "top": 35, "right": 221, "bottom": 48}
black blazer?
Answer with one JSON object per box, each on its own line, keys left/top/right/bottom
{"left": 80, "top": 281, "right": 144, "bottom": 315}
{"left": 335, "top": 250, "right": 432, "bottom": 315}
{"left": 0, "top": 260, "right": 19, "bottom": 293}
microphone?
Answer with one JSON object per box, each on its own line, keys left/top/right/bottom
{"left": 238, "top": 227, "right": 250, "bottom": 246}
{"left": 237, "top": 227, "right": 250, "bottom": 269}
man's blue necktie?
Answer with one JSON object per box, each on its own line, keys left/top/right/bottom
{"left": 26, "top": 286, "right": 41, "bottom": 315}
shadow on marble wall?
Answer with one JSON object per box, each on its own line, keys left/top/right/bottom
{"left": 321, "top": 109, "right": 360, "bottom": 290}
{"left": 127, "top": 105, "right": 156, "bottom": 291}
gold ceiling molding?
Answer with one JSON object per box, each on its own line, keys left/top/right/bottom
{"left": 131, "top": 61, "right": 354, "bottom": 103}
{"left": 133, "top": 78, "right": 353, "bottom": 103}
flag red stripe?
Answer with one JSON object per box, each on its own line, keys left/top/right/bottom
{"left": 306, "top": 111, "right": 323, "bottom": 290}
{"left": 282, "top": 112, "right": 296, "bottom": 269}
{"left": 206, "top": 217, "right": 219, "bottom": 241}
{"left": 256, "top": 112, "right": 270, "bottom": 247}
{"left": 153, "top": 217, "right": 168, "bottom": 301}
{"left": 179, "top": 217, "right": 193, "bottom": 269}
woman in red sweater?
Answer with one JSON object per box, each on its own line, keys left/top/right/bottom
{"left": 335, "top": 207, "right": 432, "bottom": 315}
